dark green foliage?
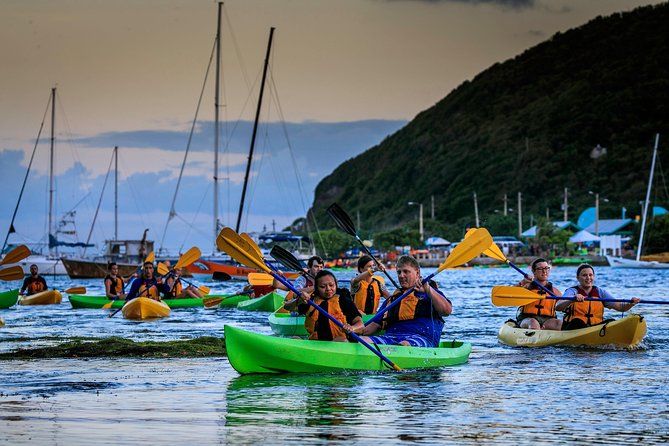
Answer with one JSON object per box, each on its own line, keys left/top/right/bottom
{"left": 310, "top": 4, "right": 669, "bottom": 251}
{"left": 642, "top": 215, "right": 669, "bottom": 254}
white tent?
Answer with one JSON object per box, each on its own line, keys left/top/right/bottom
{"left": 425, "top": 236, "right": 451, "bottom": 247}
{"left": 569, "top": 230, "right": 600, "bottom": 243}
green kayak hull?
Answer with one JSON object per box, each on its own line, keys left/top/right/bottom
{"left": 236, "top": 292, "right": 284, "bottom": 312}
{"left": 224, "top": 325, "right": 472, "bottom": 374}
{"left": 268, "top": 310, "right": 376, "bottom": 337}
{"left": 0, "top": 289, "right": 19, "bottom": 309}
{"left": 68, "top": 294, "right": 242, "bottom": 309}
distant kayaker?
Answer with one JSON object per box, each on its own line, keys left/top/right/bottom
{"left": 285, "top": 270, "right": 363, "bottom": 342}
{"left": 349, "top": 255, "right": 390, "bottom": 315}
{"left": 513, "top": 258, "right": 562, "bottom": 330}
{"left": 125, "top": 262, "right": 170, "bottom": 301}
{"left": 556, "top": 264, "right": 640, "bottom": 330}
{"left": 275, "top": 255, "right": 324, "bottom": 307}
{"left": 353, "top": 255, "right": 451, "bottom": 347}
{"left": 20, "top": 264, "right": 48, "bottom": 296}
{"left": 104, "top": 262, "right": 132, "bottom": 301}
{"left": 165, "top": 267, "right": 203, "bottom": 299}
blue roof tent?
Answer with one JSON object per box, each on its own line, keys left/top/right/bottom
{"left": 582, "top": 219, "right": 636, "bottom": 235}
{"left": 521, "top": 221, "right": 581, "bottom": 237}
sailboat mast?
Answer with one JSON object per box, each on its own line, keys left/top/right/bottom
{"left": 213, "top": 1, "right": 222, "bottom": 251}
{"left": 49, "top": 87, "right": 56, "bottom": 256}
{"left": 637, "top": 133, "right": 660, "bottom": 262}
{"left": 114, "top": 145, "right": 119, "bottom": 240}
{"left": 235, "top": 27, "right": 275, "bottom": 233}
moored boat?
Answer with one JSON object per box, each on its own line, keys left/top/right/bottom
{"left": 268, "top": 309, "right": 376, "bottom": 337}
{"left": 69, "top": 294, "right": 240, "bottom": 309}
{"left": 18, "top": 289, "right": 62, "bottom": 306}
{"left": 0, "top": 289, "right": 19, "bottom": 309}
{"left": 224, "top": 325, "right": 472, "bottom": 374}
{"left": 121, "top": 297, "right": 171, "bottom": 320}
{"left": 236, "top": 292, "right": 284, "bottom": 312}
{"left": 497, "top": 314, "right": 647, "bottom": 348}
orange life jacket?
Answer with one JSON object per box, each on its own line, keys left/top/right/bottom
{"left": 304, "top": 295, "right": 347, "bottom": 341}
{"left": 381, "top": 288, "right": 443, "bottom": 329}
{"left": 353, "top": 277, "right": 382, "bottom": 314}
{"left": 563, "top": 286, "right": 604, "bottom": 326}
{"left": 105, "top": 275, "right": 124, "bottom": 296}
{"left": 168, "top": 279, "right": 183, "bottom": 298}
{"left": 519, "top": 282, "right": 557, "bottom": 317}
{"left": 138, "top": 280, "right": 161, "bottom": 300}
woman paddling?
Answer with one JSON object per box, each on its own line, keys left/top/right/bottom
{"left": 556, "top": 264, "right": 640, "bottom": 330}
{"left": 514, "top": 258, "right": 562, "bottom": 330}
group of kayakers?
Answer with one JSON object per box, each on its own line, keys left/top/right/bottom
{"left": 275, "top": 254, "right": 453, "bottom": 347}
{"left": 515, "top": 259, "right": 640, "bottom": 331}
{"left": 103, "top": 261, "right": 203, "bottom": 303}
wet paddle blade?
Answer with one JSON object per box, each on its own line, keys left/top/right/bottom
{"left": 102, "top": 300, "right": 115, "bottom": 309}
{"left": 203, "top": 296, "right": 225, "bottom": 308}
{"left": 65, "top": 286, "right": 87, "bottom": 295}
{"left": 248, "top": 272, "right": 275, "bottom": 286}
{"left": 241, "top": 233, "right": 262, "bottom": 257}
{"left": 212, "top": 271, "right": 232, "bottom": 281}
{"left": 174, "top": 246, "right": 202, "bottom": 269}
{"left": 327, "top": 203, "right": 357, "bottom": 237}
{"left": 145, "top": 252, "right": 155, "bottom": 264}
{"left": 438, "top": 228, "right": 493, "bottom": 271}
{"left": 0, "top": 245, "right": 31, "bottom": 266}
{"left": 157, "top": 262, "right": 170, "bottom": 276}
{"left": 198, "top": 285, "right": 211, "bottom": 295}
{"left": 0, "top": 265, "right": 25, "bottom": 281}
{"left": 216, "top": 227, "right": 269, "bottom": 273}
{"left": 491, "top": 286, "right": 543, "bottom": 306}
{"left": 270, "top": 245, "right": 305, "bottom": 272}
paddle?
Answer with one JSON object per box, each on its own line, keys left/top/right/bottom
{"left": 247, "top": 272, "right": 275, "bottom": 286}
{"left": 203, "top": 289, "right": 255, "bottom": 309}
{"left": 491, "top": 285, "right": 669, "bottom": 306}
{"left": 365, "top": 228, "right": 493, "bottom": 327}
{"left": 0, "top": 265, "right": 26, "bottom": 281}
{"left": 270, "top": 245, "right": 306, "bottom": 273}
{"left": 0, "top": 245, "right": 31, "bottom": 266}
{"left": 212, "top": 271, "right": 233, "bottom": 281}
{"left": 156, "top": 262, "right": 211, "bottom": 295}
{"left": 216, "top": 226, "right": 402, "bottom": 371}
{"left": 327, "top": 203, "right": 399, "bottom": 289}
{"left": 64, "top": 286, "right": 87, "bottom": 295}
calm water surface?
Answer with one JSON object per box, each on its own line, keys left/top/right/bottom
{"left": 1, "top": 266, "right": 668, "bottom": 444}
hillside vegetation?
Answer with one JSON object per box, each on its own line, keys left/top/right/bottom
{"left": 306, "top": 3, "right": 669, "bottom": 251}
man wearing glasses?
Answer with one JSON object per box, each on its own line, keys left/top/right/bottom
{"left": 514, "top": 258, "right": 563, "bottom": 330}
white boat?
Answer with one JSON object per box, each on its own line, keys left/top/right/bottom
{"left": 607, "top": 134, "right": 669, "bottom": 269}
{"left": 17, "top": 254, "right": 68, "bottom": 276}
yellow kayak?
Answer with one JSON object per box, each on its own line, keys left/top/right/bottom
{"left": 498, "top": 314, "right": 647, "bottom": 348}
{"left": 122, "top": 297, "right": 171, "bottom": 320}
{"left": 18, "top": 290, "right": 62, "bottom": 306}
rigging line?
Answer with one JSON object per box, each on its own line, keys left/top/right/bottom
{"left": 175, "top": 182, "right": 212, "bottom": 254}
{"left": 159, "top": 36, "right": 218, "bottom": 252}
{"left": 268, "top": 70, "right": 327, "bottom": 256}
{"left": 2, "top": 93, "right": 51, "bottom": 253}
{"left": 656, "top": 154, "right": 669, "bottom": 202}
{"left": 83, "top": 150, "right": 115, "bottom": 256}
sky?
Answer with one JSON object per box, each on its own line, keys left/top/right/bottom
{"left": 0, "top": 0, "right": 663, "bottom": 256}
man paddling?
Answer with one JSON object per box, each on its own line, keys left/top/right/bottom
{"left": 20, "top": 264, "right": 48, "bottom": 296}
{"left": 125, "top": 262, "right": 170, "bottom": 301}
{"left": 352, "top": 255, "right": 451, "bottom": 347}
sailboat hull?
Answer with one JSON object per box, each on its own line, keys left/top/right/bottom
{"left": 61, "top": 258, "right": 139, "bottom": 279}
{"left": 18, "top": 255, "right": 68, "bottom": 275}
{"left": 606, "top": 255, "right": 669, "bottom": 269}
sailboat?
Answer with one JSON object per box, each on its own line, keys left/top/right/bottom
{"left": 606, "top": 133, "right": 669, "bottom": 269}
{"left": 3, "top": 87, "right": 84, "bottom": 275}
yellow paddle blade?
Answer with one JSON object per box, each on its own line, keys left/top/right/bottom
{"left": 248, "top": 272, "right": 274, "bottom": 286}
{"left": 157, "top": 262, "right": 170, "bottom": 276}
{"left": 216, "top": 227, "right": 269, "bottom": 273}
{"left": 438, "top": 228, "right": 493, "bottom": 271}
{"left": 203, "top": 296, "right": 224, "bottom": 308}
{"left": 0, "top": 265, "right": 25, "bottom": 281}
{"left": 0, "top": 245, "right": 31, "bottom": 266}
{"left": 491, "top": 286, "right": 544, "bottom": 306}
{"left": 198, "top": 285, "right": 211, "bottom": 295}
{"left": 145, "top": 251, "right": 155, "bottom": 264}
{"left": 174, "top": 246, "right": 202, "bottom": 269}
{"left": 241, "top": 233, "right": 263, "bottom": 258}
{"left": 102, "top": 300, "right": 115, "bottom": 309}
{"left": 65, "top": 286, "right": 87, "bottom": 295}
{"left": 465, "top": 228, "right": 506, "bottom": 262}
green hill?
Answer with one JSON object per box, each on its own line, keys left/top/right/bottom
{"left": 307, "top": 3, "right": 669, "bottom": 247}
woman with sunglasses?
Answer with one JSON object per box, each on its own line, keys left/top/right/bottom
{"left": 514, "top": 258, "right": 562, "bottom": 330}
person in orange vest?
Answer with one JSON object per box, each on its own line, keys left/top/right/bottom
{"left": 20, "top": 264, "right": 48, "bottom": 296}
{"left": 350, "top": 255, "right": 390, "bottom": 315}
{"left": 104, "top": 262, "right": 133, "bottom": 301}
{"left": 125, "top": 262, "right": 170, "bottom": 301}
{"left": 513, "top": 258, "right": 562, "bottom": 330}
{"left": 286, "top": 270, "right": 363, "bottom": 341}
{"left": 556, "top": 264, "right": 640, "bottom": 330}
{"left": 164, "top": 267, "right": 203, "bottom": 299}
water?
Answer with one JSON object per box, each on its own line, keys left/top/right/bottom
{"left": 1, "top": 266, "right": 669, "bottom": 444}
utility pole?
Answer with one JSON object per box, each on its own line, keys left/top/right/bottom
{"left": 503, "top": 193, "right": 508, "bottom": 216}
{"left": 563, "top": 187, "right": 568, "bottom": 222}
{"left": 473, "top": 192, "right": 480, "bottom": 228}
{"left": 518, "top": 192, "right": 522, "bottom": 237}
{"left": 431, "top": 195, "right": 435, "bottom": 219}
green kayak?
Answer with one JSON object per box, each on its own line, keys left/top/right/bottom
{"left": 68, "top": 294, "right": 246, "bottom": 309}
{"left": 268, "top": 310, "right": 377, "bottom": 337}
{"left": 0, "top": 289, "right": 19, "bottom": 309}
{"left": 236, "top": 292, "right": 284, "bottom": 312}
{"left": 224, "top": 325, "right": 472, "bottom": 374}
